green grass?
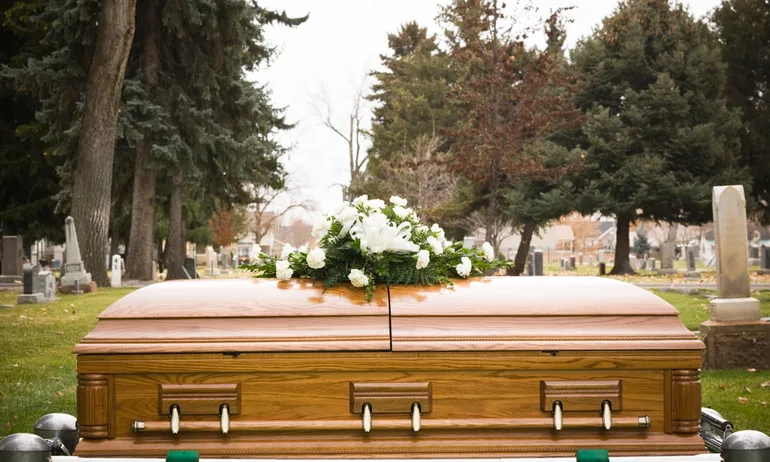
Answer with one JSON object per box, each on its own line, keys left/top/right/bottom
{"left": 653, "top": 290, "right": 770, "bottom": 331}
{"left": 1, "top": 286, "right": 769, "bottom": 438}
{"left": 0, "top": 288, "right": 134, "bottom": 436}
{"left": 702, "top": 370, "right": 770, "bottom": 434}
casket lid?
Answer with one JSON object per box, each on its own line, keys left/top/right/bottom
{"left": 73, "top": 279, "right": 390, "bottom": 354}
{"left": 389, "top": 277, "right": 704, "bottom": 351}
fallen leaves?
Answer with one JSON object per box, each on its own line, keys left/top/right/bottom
{"left": 761, "top": 402, "right": 767, "bottom": 407}
{"left": 719, "top": 383, "right": 726, "bottom": 390}
{"left": 745, "top": 386, "right": 752, "bottom": 393}
{"left": 737, "top": 397, "right": 749, "bottom": 403}
{"left": 761, "top": 381, "right": 770, "bottom": 388}
{"left": 747, "top": 368, "right": 758, "bottom": 372}
{"left": 55, "top": 391, "right": 63, "bottom": 398}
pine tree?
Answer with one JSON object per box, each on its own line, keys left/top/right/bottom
{"left": 572, "top": 0, "right": 745, "bottom": 275}
{"left": 713, "top": 0, "right": 770, "bottom": 222}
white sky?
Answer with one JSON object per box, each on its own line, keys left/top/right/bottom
{"left": 250, "top": 0, "right": 721, "bottom": 219}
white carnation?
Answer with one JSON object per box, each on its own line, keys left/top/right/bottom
{"left": 390, "top": 196, "right": 408, "bottom": 207}
{"left": 337, "top": 206, "right": 359, "bottom": 223}
{"left": 348, "top": 269, "right": 369, "bottom": 288}
{"left": 275, "top": 259, "right": 293, "bottom": 281}
{"left": 312, "top": 217, "right": 331, "bottom": 238}
{"left": 365, "top": 199, "right": 386, "bottom": 210}
{"left": 352, "top": 195, "right": 369, "bottom": 206}
{"left": 298, "top": 245, "right": 308, "bottom": 253}
{"left": 417, "top": 225, "right": 429, "bottom": 233}
{"left": 416, "top": 249, "right": 430, "bottom": 269}
{"left": 280, "top": 243, "right": 295, "bottom": 259}
{"left": 482, "top": 242, "right": 495, "bottom": 261}
{"left": 306, "top": 248, "right": 326, "bottom": 269}
{"left": 249, "top": 244, "right": 262, "bottom": 259}
{"left": 456, "top": 256, "right": 472, "bottom": 278}
{"left": 392, "top": 205, "right": 411, "bottom": 219}
{"left": 426, "top": 236, "right": 443, "bottom": 255}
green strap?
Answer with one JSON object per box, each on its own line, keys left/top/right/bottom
{"left": 166, "top": 450, "right": 200, "bottom": 462}
{"left": 575, "top": 449, "right": 610, "bottom": 462}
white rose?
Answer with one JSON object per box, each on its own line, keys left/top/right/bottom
{"left": 352, "top": 195, "right": 368, "bottom": 206}
{"left": 392, "top": 205, "right": 411, "bottom": 219}
{"left": 390, "top": 196, "right": 408, "bottom": 207}
{"left": 312, "top": 217, "right": 331, "bottom": 238}
{"left": 249, "top": 244, "right": 262, "bottom": 259}
{"left": 456, "top": 256, "right": 472, "bottom": 278}
{"left": 426, "top": 236, "right": 443, "bottom": 255}
{"left": 337, "top": 206, "right": 359, "bottom": 223}
{"left": 482, "top": 242, "right": 495, "bottom": 261}
{"left": 280, "top": 243, "right": 295, "bottom": 259}
{"left": 431, "top": 223, "right": 446, "bottom": 242}
{"left": 365, "top": 199, "right": 386, "bottom": 210}
{"left": 275, "top": 259, "right": 293, "bottom": 281}
{"left": 306, "top": 248, "right": 326, "bottom": 269}
{"left": 348, "top": 269, "right": 369, "bottom": 288}
{"left": 416, "top": 249, "right": 430, "bottom": 269}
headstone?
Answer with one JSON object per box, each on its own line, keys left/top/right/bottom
{"left": 0, "top": 236, "right": 24, "bottom": 283}
{"left": 648, "top": 258, "right": 656, "bottom": 270}
{"left": 599, "top": 262, "right": 606, "bottom": 276}
{"left": 749, "top": 231, "right": 761, "bottom": 264}
{"left": 639, "top": 258, "right": 646, "bottom": 270}
{"left": 569, "top": 255, "right": 576, "bottom": 269}
{"left": 685, "top": 245, "right": 700, "bottom": 278}
{"left": 111, "top": 255, "right": 122, "bottom": 288}
{"left": 629, "top": 255, "right": 638, "bottom": 271}
{"left": 578, "top": 252, "right": 583, "bottom": 265}
{"left": 43, "top": 272, "right": 57, "bottom": 301}
{"left": 760, "top": 245, "right": 770, "bottom": 273}
{"left": 221, "top": 252, "right": 228, "bottom": 270}
{"left": 701, "top": 185, "right": 768, "bottom": 370}
{"left": 22, "top": 263, "right": 34, "bottom": 294}
{"left": 60, "top": 216, "right": 92, "bottom": 287}
{"left": 658, "top": 241, "right": 677, "bottom": 275}
{"left": 232, "top": 255, "right": 239, "bottom": 271}
{"left": 597, "top": 250, "right": 605, "bottom": 264}
{"left": 183, "top": 258, "right": 198, "bottom": 279}
{"left": 526, "top": 261, "right": 534, "bottom": 276}
{"left": 207, "top": 248, "right": 219, "bottom": 275}
{"left": 533, "top": 249, "right": 543, "bottom": 276}
{"left": 73, "top": 279, "right": 83, "bottom": 295}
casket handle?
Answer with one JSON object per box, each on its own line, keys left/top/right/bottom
{"left": 220, "top": 404, "right": 230, "bottom": 435}
{"left": 170, "top": 405, "right": 180, "bottom": 435}
{"left": 411, "top": 402, "right": 421, "bottom": 433}
{"left": 601, "top": 400, "right": 612, "bottom": 431}
{"left": 552, "top": 401, "right": 563, "bottom": 431}
{"left": 362, "top": 403, "right": 372, "bottom": 433}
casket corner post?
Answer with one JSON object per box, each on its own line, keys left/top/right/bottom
{"left": 76, "top": 372, "right": 113, "bottom": 440}
{"left": 671, "top": 368, "right": 702, "bottom": 434}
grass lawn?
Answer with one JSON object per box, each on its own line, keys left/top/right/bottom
{"left": 1, "top": 285, "right": 768, "bottom": 438}
{"left": 0, "top": 288, "right": 135, "bottom": 437}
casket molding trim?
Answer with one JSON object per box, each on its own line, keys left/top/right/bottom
{"left": 79, "top": 336, "right": 390, "bottom": 344}
{"left": 395, "top": 335, "right": 696, "bottom": 342}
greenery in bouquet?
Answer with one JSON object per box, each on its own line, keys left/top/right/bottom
{"left": 242, "top": 196, "right": 509, "bottom": 300}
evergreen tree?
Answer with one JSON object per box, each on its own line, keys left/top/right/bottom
{"left": 713, "top": 0, "right": 770, "bottom": 222}
{"left": 0, "top": 0, "right": 66, "bottom": 243}
{"left": 572, "top": 0, "right": 745, "bottom": 275}
{"left": 632, "top": 232, "right": 650, "bottom": 257}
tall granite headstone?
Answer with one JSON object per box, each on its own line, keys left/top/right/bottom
{"left": 685, "top": 245, "right": 700, "bottom": 278}
{"left": 700, "top": 185, "right": 769, "bottom": 369}
{"left": 760, "top": 245, "right": 770, "bottom": 274}
{"left": 533, "top": 249, "right": 543, "bottom": 276}
{"left": 17, "top": 264, "right": 46, "bottom": 304}
{"left": 658, "top": 240, "right": 677, "bottom": 275}
{"left": 183, "top": 257, "right": 198, "bottom": 279}
{"left": 61, "top": 216, "right": 92, "bottom": 287}
{"left": 0, "top": 236, "right": 24, "bottom": 283}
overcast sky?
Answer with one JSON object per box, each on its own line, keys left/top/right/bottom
{"left": 250, "top": 0, "right": 722, "bottom": 219}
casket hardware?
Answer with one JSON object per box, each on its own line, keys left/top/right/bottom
{"left": 362, "top": 403, "right": 372, "bottom": 433}
{"left": 219, "top": 404, "right": 230, "bottom": 435}
{"left": 552, "top": 401, "right": 563, "bottom": 431}
{"left": 411, "top": 402, "right": 421, "bottom": 433}
{"left": 169, "top": 405, "right": 180, "bottom": 435}
{"left": 601, "top": 400, "right": 612, "bottom": 430}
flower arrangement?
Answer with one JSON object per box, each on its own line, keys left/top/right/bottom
{"left": 242, "top": 195, "right": 508, "bottom": 301}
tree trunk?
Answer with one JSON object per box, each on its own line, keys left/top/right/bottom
{"left": 610, "top": 213, "right": 636, "bottom": 275}
{"left": 511, "top": 221, "right": 535, "bottom": 276}
{"left": 165, "top": 170, "right": 186, "bottom": 280}
{"left": 125, "top": 0, "right": 162, "bottom": 280}
{"left": 109, "top": 217, "right": 120, "bottom": 257}
{"left": 70, "top": 0, "right": 136, "bottom": 287}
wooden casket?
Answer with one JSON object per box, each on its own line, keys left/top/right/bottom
{"left": 73, "top": 277, "right": 706, "bottom": 458}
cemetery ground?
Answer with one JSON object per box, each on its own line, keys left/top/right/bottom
{"left": 0, "top": 287, "right": 768, "bottom": 438}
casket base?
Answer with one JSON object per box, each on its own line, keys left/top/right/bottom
{"left": 73, "top": 432, "right": 707, "bottom": 458}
